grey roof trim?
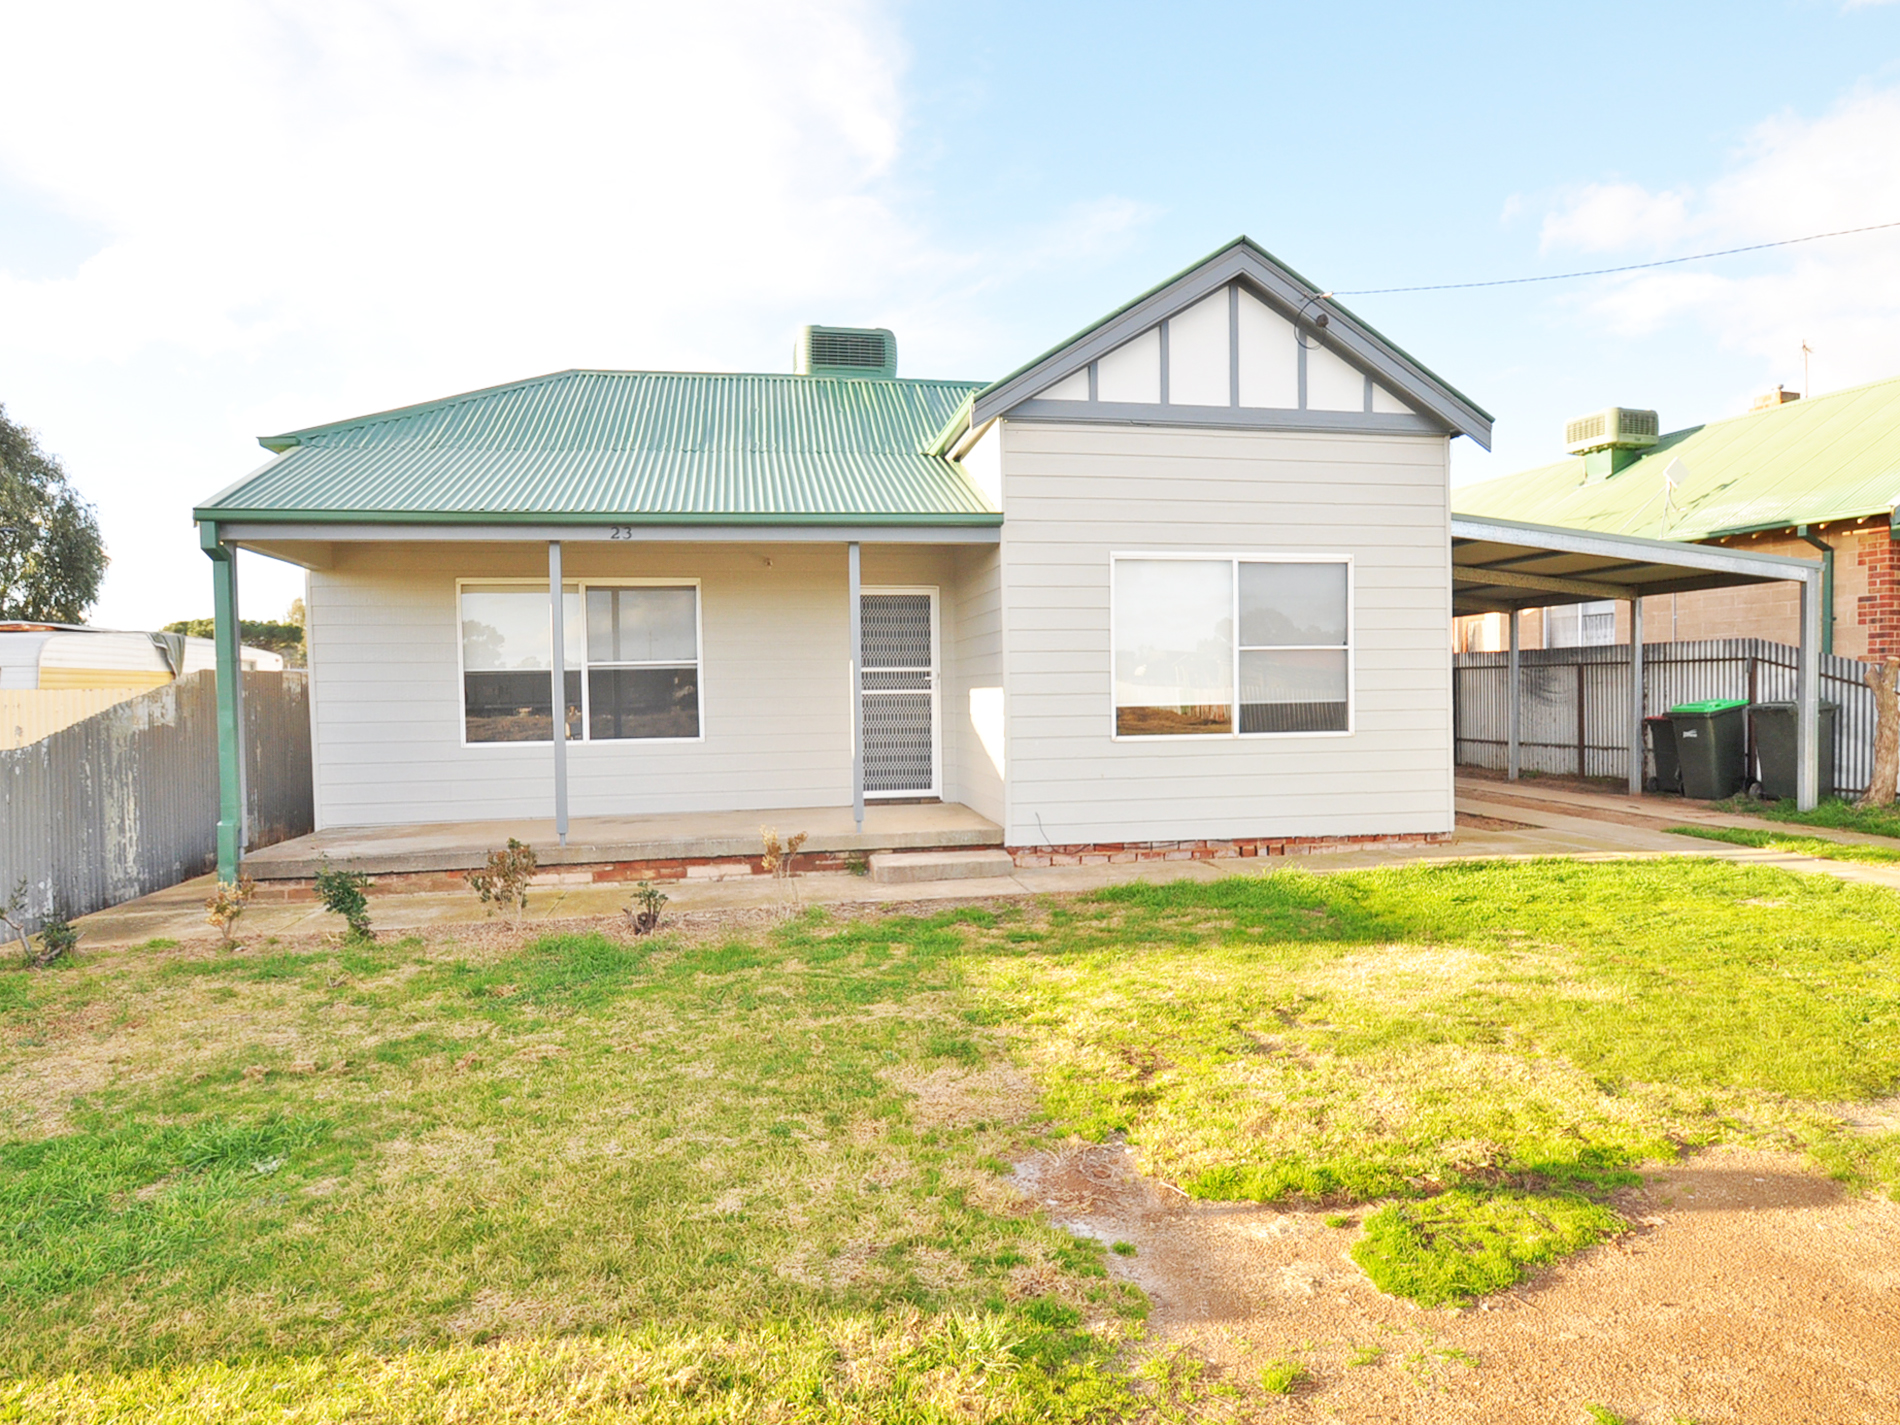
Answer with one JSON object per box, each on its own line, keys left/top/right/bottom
{"left": 972, "top": 238, "right": 1494, "bottom": 448}
{"left": 1004, "top": 402, "right": 1448, "bottom": 437}
{"left": 216, "top": 521, "right": 1002, "bottom": 545}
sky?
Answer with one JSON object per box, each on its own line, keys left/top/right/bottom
{"left": 3, "top": 0, "right": 1900, "bottom": 628}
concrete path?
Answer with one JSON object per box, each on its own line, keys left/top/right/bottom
{"left": 72, "top": 777, "right": 1900, "bottom": 947}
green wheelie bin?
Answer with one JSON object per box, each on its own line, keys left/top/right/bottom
{"left": 1669, "top": 698, "right": 1748, "bottom": 800}
{"left": 1749, "top": 701, "right": 1838, "bottom": 802}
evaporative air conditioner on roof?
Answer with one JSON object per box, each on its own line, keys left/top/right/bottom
{"left": 1564, "top": 406, "right": 1660, "bottom": 456}
{"left": 796, "top": 325, "right": 897, "bottom": 380}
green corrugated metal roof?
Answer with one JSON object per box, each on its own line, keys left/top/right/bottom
{"left": 196, "top": 369, "right": 996, "bottom": 525}
{"left": 1452, "top": 374, "right": 1900, "bottom": 540}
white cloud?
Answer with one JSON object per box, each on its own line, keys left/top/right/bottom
{"left": 0, "top": 0, "right": 922, "bottom": 375}
{"left": 1536, "top": 84, "right": 1900, "bottom": 397}
{"left": 0, "top": 0, "right": 1020, "bottom": 622}
{"left": 1539, "top": 182, "right": 1694, "bottom": 255}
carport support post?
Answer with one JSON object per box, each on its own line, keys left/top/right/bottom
{"left": 849, "top": 540, "right": 864, "bottom": 831}
{"left": 203, "top": 523, "right": 246, "bottom": 882}
{"left": 1628, "top": 595, "right": 1645, "bottom": 797}
{"left": 550, "top": 540, "right": 569, "bottom": 847}
{"left": 1797, "top": 570, "right": 1822, "bottom": 811}
{"left": 1506, "top": 610, "right": 1521, "bottom": 780}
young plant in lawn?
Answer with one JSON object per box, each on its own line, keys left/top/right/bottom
{"left": 313, "top": 861, "right": 374, "bottom": 941}
{"left": 30, "top": 906, "right": 78, "bottom": 968}
{"left": 0, "top": 880, "right": 31, "bottom": 962}
{"left": 465, "top": 838, "right": 537, "bottom": 928}
{"left": 760, "top": 827, "right": 809, "bottom": 917}
{"left": 203, "top": 875, "right": 256, "bottom": 949}
{"left": 625, "top": 881, "right": 668, "bottom": 936}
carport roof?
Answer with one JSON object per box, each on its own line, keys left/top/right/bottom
{"left": 1451, "top": 514, "right": 1820, "bottom": 617}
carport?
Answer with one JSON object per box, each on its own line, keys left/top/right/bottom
{"left": 1451, "top": 515, "right": 1827, "bottom": 809}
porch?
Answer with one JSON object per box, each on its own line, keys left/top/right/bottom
{"left": 243, "top": 800, "right": 1003, "bottom": 882}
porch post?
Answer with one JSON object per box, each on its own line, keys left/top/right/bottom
{"left": 1797, "top": 569, "right": 1822, "bottom": 811}
{"left": 201, "top": 523, "right": 246, "bottom": 881}
{"left": 1628, "top": 595, "right": 1645, "bottom": 796}
{"left": 549, "top": 540, "right": 569, "bottom": 846}
{"left": 849, "top": 540, "right": 863, "bottom": 831}
{"left": 1506, "top": 609, "right": 1520, "bottom": 781}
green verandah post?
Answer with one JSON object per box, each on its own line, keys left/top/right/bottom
{"left": 201, "top": 521, "right": 246, "bottom": 881}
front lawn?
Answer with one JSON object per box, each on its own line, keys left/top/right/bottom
{"left": 1666, "top": 822, "right": 1900, "bottom": 863}
{"left": 2, "top": 858, "right": 1897, "bottom": 1417}
{"left": 1711, "top": 792, "right": 1900, "bottom": 841}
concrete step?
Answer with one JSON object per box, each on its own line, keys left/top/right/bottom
{"left": 868, "top": 849, "right": 1017, "bottom": 884}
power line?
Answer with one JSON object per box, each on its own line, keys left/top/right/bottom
{"left": 1331, "top": 219, "right": 1900, "bottom": 297}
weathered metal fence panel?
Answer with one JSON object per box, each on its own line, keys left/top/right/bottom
{"left": 1454, "top": 639, "right": 1880, "bottom": 796}
{"left": 0, "top": 670, "right": 310, "bottom": 930}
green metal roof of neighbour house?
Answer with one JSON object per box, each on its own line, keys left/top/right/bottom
{"left": 1452, "top": 374, "right": 1900, "bottom": 540}
{"left": 195, "top": 368, "right": 995, "bottom": 526}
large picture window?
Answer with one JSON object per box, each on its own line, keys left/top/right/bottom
{"left": 459, "top": 581, "right": 701, "bottom": 744}
{"left": 1113, "top": 556, "right": 1350, "bottom": 738}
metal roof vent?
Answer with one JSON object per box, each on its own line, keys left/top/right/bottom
{"left": 1565, "top": 406, "right": 1659, "bottom": 455}
{"left": 796, "top": 325, "right": 897, "bottom": 380}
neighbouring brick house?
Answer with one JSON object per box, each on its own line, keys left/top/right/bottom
{"left": 1452, "top": 375, "right": 1900, "bottom": 662}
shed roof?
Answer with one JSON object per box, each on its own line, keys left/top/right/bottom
{"left": 1452, "top": 375, "right": 1900, "bottom": 540}
{"left": 196, "top": 369, "right": 995, "bottom": 527}
{"left": 1451, "top": 514, "right": 1819, "bottom": 617}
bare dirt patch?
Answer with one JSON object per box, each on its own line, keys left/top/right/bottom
{"left": 1014, "top": 1142, "right": 1900, "bottom": 1423}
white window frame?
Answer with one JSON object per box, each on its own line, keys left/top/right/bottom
{"left": 454, "top": 576, "right": 706, "bottom": 748}
{"left": 1108, "top": 552, "right": 1354, "bottom": 742}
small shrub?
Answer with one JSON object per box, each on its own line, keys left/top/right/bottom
{"left": 313, "top": 862, "right": 374, "bottom": 941}
{"left": 625, "top": 881, "right": 668, "bottom": 936}
{"left": 760, "top": 827, "right": 809, "bottom": 917}
{"left": 1324, "top": 1213, "right": 1354, "bottom": 1229}
{"left": 0, "top": 880, "right": 30, "bottom": 962}
{"left": 204, "top": 875, "right": 256, "bottom": 949}
{"left": 1111, "top": 1240, "right": 1137, "bottom": 1257}
{"left": 1259, "top": 1358, "right": 1308, "bottom": 1395}
{"left": 465, "top": 838, "right": 537, "bottom": 927}
{"left": 32, "top": 908, "right": 79, "bottom": 968}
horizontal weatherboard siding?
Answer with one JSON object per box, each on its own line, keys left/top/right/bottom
{"left": 999, "top": 421, "right": 1453, "bottom": 845}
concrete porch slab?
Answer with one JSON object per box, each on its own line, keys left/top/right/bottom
{"left": 243, "top": 802, "right": 1004, "bottom": 880}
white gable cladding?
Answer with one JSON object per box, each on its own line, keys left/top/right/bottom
{"left": 1165, "top": 291, "right": 1229, "bottom": 406}
{"left": 1023, "top": 280, "right": 1410, "bottom": 418}
{"left": 1096, "top": 328, "right": 1160, "bottom": 403}
{"left": 1237, "top": 289, "right": 1299, "bottom": 408}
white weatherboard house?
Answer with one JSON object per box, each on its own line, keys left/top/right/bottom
{"left": 197, "top": 237, "right": 1818, "bottom": 885}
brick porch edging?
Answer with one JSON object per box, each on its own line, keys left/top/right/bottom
{"left": 1006, "top": 831, "right": 1451, "bottom": 867}
{"left": 245, "top": 830, "right": 1450, "bottom": 903}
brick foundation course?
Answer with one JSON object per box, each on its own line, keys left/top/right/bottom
{"left": 1005, "top": 830, "right": 1450, "bottom": 868}
{"left": 247, "top": 831, "right": 1451, "bottom": 902}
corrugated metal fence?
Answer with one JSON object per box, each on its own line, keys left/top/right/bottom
{"left": 0, "top": 670, "right": 312, "bottom": 930}
{"left": 1454, "top": 638, "right": 1880, "bottom": 795}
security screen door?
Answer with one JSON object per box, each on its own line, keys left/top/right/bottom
{"left": 860, "top": 589, "right": 939, "bottom": 798}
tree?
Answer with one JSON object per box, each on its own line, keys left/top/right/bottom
{"left": 1861, "top": 658, "right": 1900, "bottom": 809}
{"left": 163, "top": 616, "right": 305, "bottom": 664}
{"left": 0, "top": 405, "right": 107, "bottom": 623}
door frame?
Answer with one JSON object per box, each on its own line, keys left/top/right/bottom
{"left": 860, "top": 584, "right": 941, "bottom": 800}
